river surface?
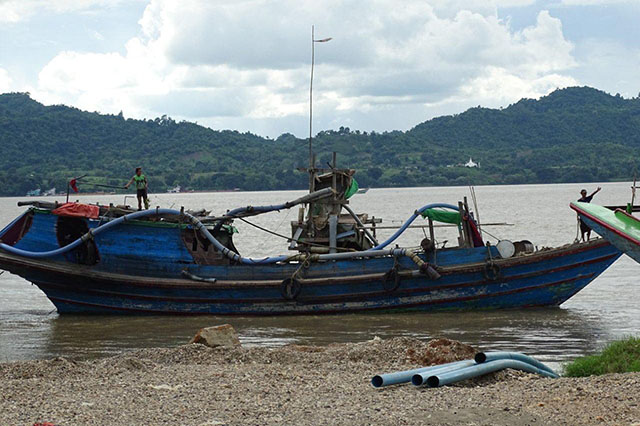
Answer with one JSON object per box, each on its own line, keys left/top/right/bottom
{"left": 1, "top": 183, "right": 638, "bottom": 369}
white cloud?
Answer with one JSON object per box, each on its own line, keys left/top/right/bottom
{"left": 560, "top": 0, "right": 638, "bottom": 5}
{"left": 571, "top": 39, "right": 640, "bottom": 97}
{"left": 30, "top": 1, "right": 579, "bottom": 137}
{"left": 457, "top": 67, "right": 578, "bottom": 105}
{"left": 0, "top": 68, "right": 12, "bottom": 92}
{"left": 0, "top": 0, "right": 129, "bottom": 23}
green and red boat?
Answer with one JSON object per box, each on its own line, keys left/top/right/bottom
{"left": 570, "top": 202, "right": 640, "bottom": 264}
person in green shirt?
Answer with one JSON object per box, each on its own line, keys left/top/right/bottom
{"left": 125, "top": 167, "right": 149, "bottom": 210}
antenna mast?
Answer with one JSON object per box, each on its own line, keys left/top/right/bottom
{"left": 308, "top": 26, "right": 332, "bottom": 192}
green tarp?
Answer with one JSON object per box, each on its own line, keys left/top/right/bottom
{"left": 420, "top": 208, "right": 461, "bottom": 224}
{"left": 222, "top": 224, "right": 239, "bottom": 234}
{"left": 344, "top": 178, "right": 359, "bottom": 199}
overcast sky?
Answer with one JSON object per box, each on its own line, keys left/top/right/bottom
{"left": 1, "top": 0, "right": 638, "bottom": 138}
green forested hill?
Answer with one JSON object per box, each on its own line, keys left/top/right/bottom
{"left": 0, "top": 86, "right": 639, "bottom": 196}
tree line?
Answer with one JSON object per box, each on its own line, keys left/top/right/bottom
{"left": 0, "top": 86, "right": 638, "bottom": 196}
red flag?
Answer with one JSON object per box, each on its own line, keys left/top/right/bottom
{"left": 69, "top": 179, "right": 79, "bottom": 193}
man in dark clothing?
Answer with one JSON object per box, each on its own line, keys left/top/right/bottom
{"left": 125, "top": 167, "right": 150, "bottom": 210}
{"left": 578, "top": 187, "right": 601, "bottom": 241}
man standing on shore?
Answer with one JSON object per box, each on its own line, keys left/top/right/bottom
{"left": 578, "top": 187, "right": 601, "bottom": 241}
{"left": 125, "top": 167, "right": 150, "bottom": 210}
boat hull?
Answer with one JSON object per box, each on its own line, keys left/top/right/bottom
{"left": 571, "top": 202, "right": 640, "bottom": 264}
{"left": 0, "top": 240, "right": 620, "bottom": 315}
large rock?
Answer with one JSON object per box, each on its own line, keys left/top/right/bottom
{"left": 190, "top": 324, "right": 241, "bottom": 348}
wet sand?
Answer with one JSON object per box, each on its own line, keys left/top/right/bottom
{"left": 1, "top": 337, "right": 639, "bottom": 425}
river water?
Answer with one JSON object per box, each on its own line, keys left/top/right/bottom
{"left": 1, "top": 183, "right": 638, "bottom": 369}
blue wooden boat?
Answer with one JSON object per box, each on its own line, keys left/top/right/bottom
{"left": 571, "top": 201, "right": 640, "bottom": 264}
{"left": 0, "top": 166, "right": 621, "bottom": 315}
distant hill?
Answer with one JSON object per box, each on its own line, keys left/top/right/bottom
{"left": 0, "top": 86, "right": 639, "bottom": 196}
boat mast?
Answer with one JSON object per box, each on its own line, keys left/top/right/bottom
{"left": 308, "top": 26, "right": 332, "bottom": 193}
{"left": 309, "top": 25, "right": 315, "bottom": 192}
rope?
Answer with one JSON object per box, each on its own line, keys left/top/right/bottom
{"left": 237, "top": 217, "right": 355, "bottom": 252}
{"left": 292, "top": 255, "right": 312, "bottom": 279}
{"left": 480, "top": 228, "right": 501, "bottom": 242}
{"left": 257, "top": 207, "right": 292, "bottom": 253}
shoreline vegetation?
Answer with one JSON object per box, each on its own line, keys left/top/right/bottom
{"left": 564, "top": 336, "right": 640, "bottom": 377}
{"left": 2, "top": 337, "right": 639, "bottom": 425}
{"left": 1, "top": 86, "right": 640, "bottom": 197}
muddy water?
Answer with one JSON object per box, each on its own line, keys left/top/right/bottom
{"left": 1, "top": 182, "right": 638, "bottom": 369}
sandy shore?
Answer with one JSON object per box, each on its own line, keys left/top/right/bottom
{"left": 1, "top": 337, "right": 639, "bottom": 425}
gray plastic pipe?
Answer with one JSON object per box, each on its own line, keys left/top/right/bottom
{"left": 474, "top": 351, "right": 557, "bottom": 377}
{"left": 411, "top": 360, "right": 478, "bottom": 386}
{"left": 426, "top": 359, "right": 558, "bottom": 388}
{"left": 371, "top": 360, "right": 474, "bottom": 388}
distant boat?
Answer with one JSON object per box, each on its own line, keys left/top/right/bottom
{"left": 571, "top": 201, "right": 640, "bottom": 264}
{"left": 26, "top": 189, "right": 41, "bottom": 197}
{"left": 356, "top": 187, "right": 369, "bottom": 194}
{"left": 167, "top": 185, "right": 181, "bottom": 193}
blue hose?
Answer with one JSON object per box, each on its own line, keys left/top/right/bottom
{"left": 1, "top": 202, "right": 459, "bottom": 265}
{"left": 0, "top": 209, "right": 176, "bottom": 259}
{"left": 371, "top": 203, "right": 459, "bottom": 250}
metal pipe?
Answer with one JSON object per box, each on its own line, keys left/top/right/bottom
{"left": 426, "top": 359, "right": 558, "bottom": 388}
{"left": 474, "top": 351, "right": 558, "bottom": 377}
{"left": 359, "top": 222, "right": 511, "bottom": 230}
{"left": 329, "top": 215, "right": 337, "bottom": 254}
{"left": 342, "top": 204, "right": 379, "bottom": 246}
{"left": 222, "top": 187, "right": 334, "bottom": 219}
{"left": 371, "top": 359, "right": 473, "bottom": 388}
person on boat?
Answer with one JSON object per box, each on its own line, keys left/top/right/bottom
{"left": 578, "top": 187, "right": 601, "bottom": 241}
{"left": 125, "top": 167, "right": 150, "bottom": 210}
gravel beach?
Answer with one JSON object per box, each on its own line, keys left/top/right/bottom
{"left": 1, "top": 337, "right": 639, "bottom": 425}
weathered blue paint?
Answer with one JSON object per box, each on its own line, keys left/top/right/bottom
{"left": 0, "top": 209, "right": 622, "bottom": 315}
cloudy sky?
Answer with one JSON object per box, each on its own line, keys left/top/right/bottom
{"left": 1, "top": 0, "right": 638, "bottom": 138}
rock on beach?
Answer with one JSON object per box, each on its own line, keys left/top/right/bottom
{"left": 1, "top": 337, "right": 639, "bottom": 425}
{"left": 190, "top": 324, "right": 241, "bottom": 348}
